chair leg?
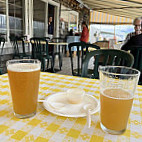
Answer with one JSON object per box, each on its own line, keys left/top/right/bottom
{"left": 51, "top": 57, "right": 55, "bottom": 73}
{"left": 47, "top": 59, "right": 49, "bottom": 69}
{"left": 53, "top": 54, "right": 56, "bottom": 68}
{"left": 138, "top": 75, "right": 142, "bottom": 85}
{"left": 59, "top": 54, "right": 63, "bottom": 70}
{"left": 0, "top": 69, "right": 2, "bottom": 75}
{"left": 41, "top": 59, "right": 45, "bottom": 72}
{"left": 0, "top": 61, "right": 3, "bottom": 75}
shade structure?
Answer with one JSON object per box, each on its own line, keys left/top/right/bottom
{"left": 81, "top": 0, "right": 142, "bottom": 20}
{"left": 90, "top": 11, "right": 133, "bottom": 25}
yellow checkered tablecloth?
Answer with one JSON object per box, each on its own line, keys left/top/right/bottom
{"left": 0, "top": 72, "right": 142, "bottom": 142}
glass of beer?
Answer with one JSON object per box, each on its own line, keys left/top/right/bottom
{"left": 99, "top": 66, "right": 140, "bottom": 134}
{"left": 7, "top": 59, "right": 41, "bottom": 119}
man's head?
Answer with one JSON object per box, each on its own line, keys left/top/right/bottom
{"left": 49, "top": 17, "right": 53, "bottom": 23}
{"left": 133, "top": 17, "right": 141, "bottom": 34}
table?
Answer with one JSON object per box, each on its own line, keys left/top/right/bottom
{"left": 24, "top": 40, "right": 68, "bottom": 54}
{"left": 48, "top": 42, "right": 68, "bottom": 71}
{"left": 26, "top": 40, "right": 68, "bottom": 46}
{"left": 0, "top": 72, "right": 142, "bottom": 142}
{"left": 48, "top": 42, "right": 68, "bottom": 56}
{"left": 49, "top": 42, "right": 68, "bottom": 46}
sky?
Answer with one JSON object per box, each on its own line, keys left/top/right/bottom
{"left": 89, "top": 24, "right": 134, "bottom": 43}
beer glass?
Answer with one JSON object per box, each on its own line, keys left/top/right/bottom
{"left": 99, "top": 66, "right": 140, "bottom": 134}
{"left": 7, "top": 59, "right": 41, "bottom": 119}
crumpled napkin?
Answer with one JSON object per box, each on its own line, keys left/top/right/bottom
{"left": 47, "top": 92, "right": 96, "bottom": 115}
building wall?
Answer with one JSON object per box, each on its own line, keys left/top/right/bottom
{"left": 1, "top": 0, "right": 90, "bottom": 55}
{"left": 1, "top": 0, "right": 60, "bottom": 55}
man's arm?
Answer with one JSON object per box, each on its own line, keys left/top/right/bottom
{"left": 121, "top": 38, "right": 132, "bottom": 51}
{"left": 124, "top": 33, "right": 132, "bottom": 44}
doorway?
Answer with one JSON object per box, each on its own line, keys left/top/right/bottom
{"left": 33, "top": 0, "right": 46, "bottom": 37}
{"left": 31, "top": 0, "right": 59, "bottom": 38}
{"left": 48, "top": 4, "right": 55, "bottom": 36}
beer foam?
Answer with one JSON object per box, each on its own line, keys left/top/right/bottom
{"left": 102, "top": 89, "right": 133, "bottom": 100}
{"left": 7, "top": 63, "right": 40, "bottom": 72}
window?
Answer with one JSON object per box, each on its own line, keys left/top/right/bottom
{"left": 9, "top": 0, "right": 23, "bottom": 37}
{"left": 33, "top": 0, "right": 46, "bottom": 37}
{"left": 0, "top": 0, "right": 7, "bottom": 39}
{"left": 0, "top": 0, "right": 24, "bottom": 41}
{"left": 69, "top": 13, "right": 77, "bottom": 31}
{"left": 61, "top": 6, "right": 78, "bottom": 32}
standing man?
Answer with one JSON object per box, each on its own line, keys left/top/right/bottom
{"left": 48, "top": 17, "right": 53, "bottom": 39}
{"left": 48, "top": 17, "right": 54, "bottom": 54}
{"left": 124, "top": 17, "right": 142, "bottom": 43}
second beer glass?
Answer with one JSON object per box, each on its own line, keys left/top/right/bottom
{"left": 99, "top": 66, "right": 140, "bottom": 134}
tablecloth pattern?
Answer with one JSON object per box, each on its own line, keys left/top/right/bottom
{"left": 0, "top": 72, "right": 142, "bottom": 142}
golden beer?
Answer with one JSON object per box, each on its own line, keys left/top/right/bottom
{"left": 7, "top": 60, "right": 40, "bottom": 118}
{"left": 99, "top": 66, "right": 140, "bottom": 134}
{"left": 100, "top": 89, "right": 133, "bottom": 131}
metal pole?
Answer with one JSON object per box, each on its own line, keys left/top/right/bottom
{"left": 59, "top": 0, "right": 62, "bottom": 36}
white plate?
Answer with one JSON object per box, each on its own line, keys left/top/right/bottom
{"left": 43, "top": 92, "right": 100, "bottom": 117}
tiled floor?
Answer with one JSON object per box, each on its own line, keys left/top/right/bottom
{"left": 0, "top": 55, "right": 73, "bottom": 76}
{"left": 52, "top": 56, "right": 73, "bottom": 76}
{"left": 53, "top": 55, "right": 94, "bottom": 76}
{"left": 1, "top": 54, "right": 93, "bottom": 77}
{"left": 52, "top": 52, "right": 94, "bottom": 75}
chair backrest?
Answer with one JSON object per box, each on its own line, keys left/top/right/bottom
{"left": 81, "top": 49, "right": 134, "bottom": 79}
{"left": 0, "top": 37, "right": 5, "bottom": 55}
{"left": 9, "top": 36, "right": 18, "bottom": 55}
{"left": 16, "top": 37, "right": 26, "bottom": 54}
{"left": 0, "top": 37, "right": 5, "bottom": 74}
{"left": 10, "top": 36, "right": 27, "bottom": 56}
{"left": 85, "top": 43, "right": 100, "bottom": 52}
{"left": 21, "top": 35, "right": 27, "bottom": 41}
{"left": 30, "top": 37, "right": 49, "bottom": 59}
{"left": 68, "top": 42, "right": 100, "bottom": 76}
{"left": 44, "top": 37, "right": 51, "bottom": 41}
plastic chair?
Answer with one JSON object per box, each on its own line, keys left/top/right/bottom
{"left": 10, "top": 36, "right": 20, "bottom": 59}
{"left": 9, "top": 36, "right": 17, "bottom": 58}
{"left": 10, "top": 36, "right": 31, "bottom": 59}
{"left": 68, "top": 42, "right": 100, "bottom": 76}
{"left": 0, "top": 37, "right": 5, "bottom": 55}
{"left": 30, "top": 37, "right": 55, "bottom": 72}
{"left": 0, "top": 37, "right": 5, "bottom": 75}
{"left": 44, "top": 37, "right": 51, "bottom": 41}
{"left": 81, "top": 49, "right": 134, "bottom": 79}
